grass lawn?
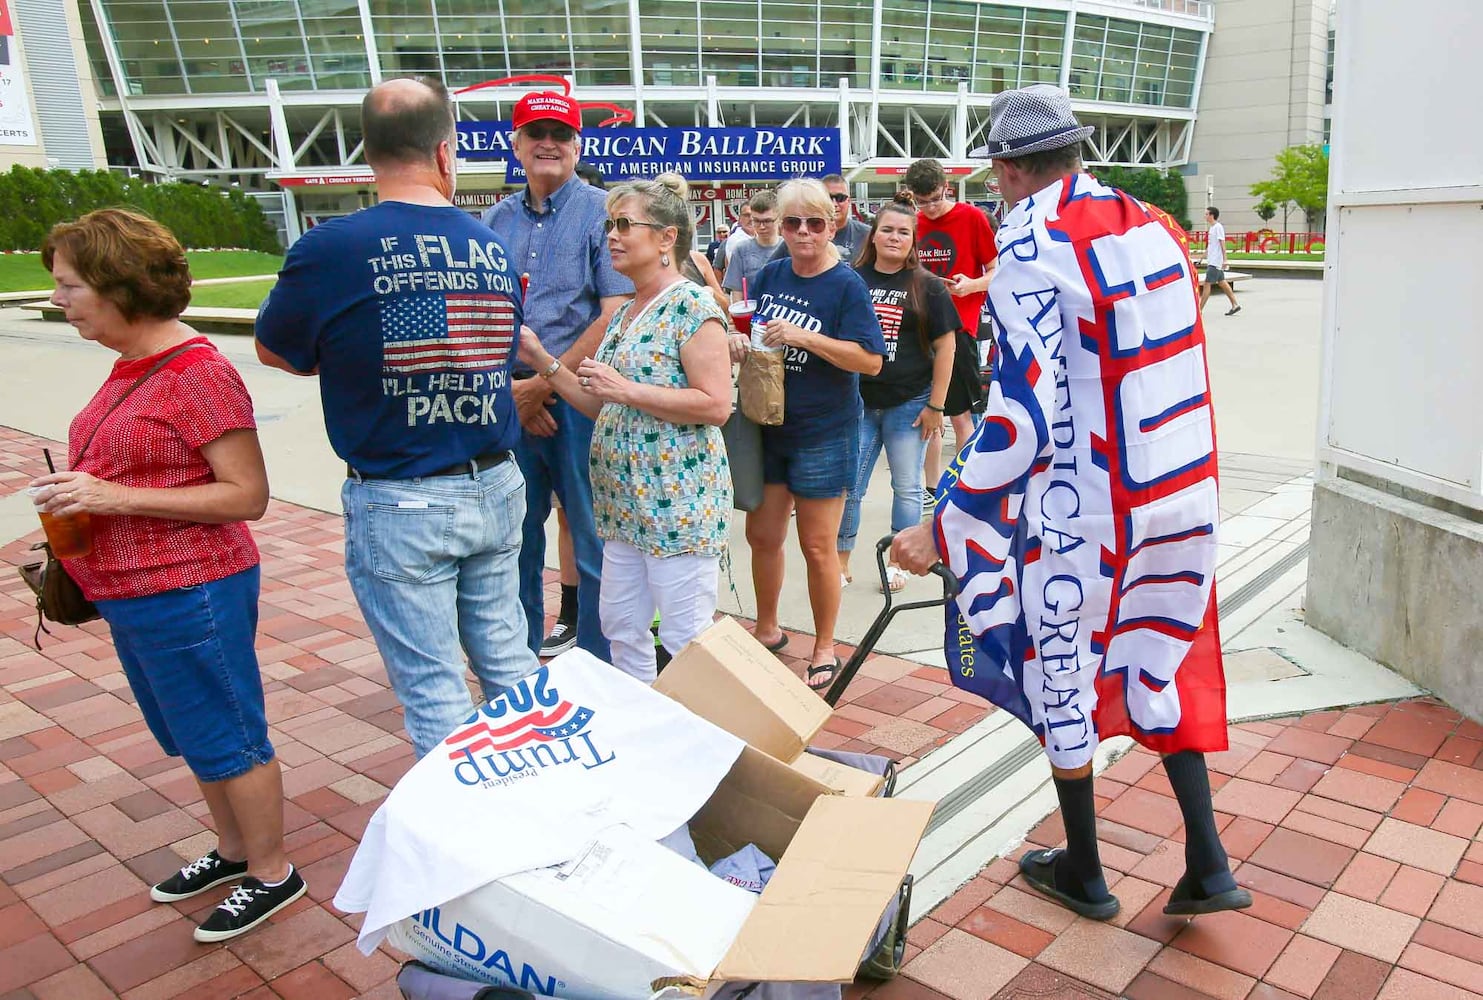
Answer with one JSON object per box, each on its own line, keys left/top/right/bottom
{"left": 188, "top": 278, "right": 276, "bottom": 310}
{"left": 183, "top": 250, "right": 284, "bottom": 280}
{"left": 1228, "top": 251, "right": 1325, "bottom": 262}
{"left": 0, "top": 249, "right": 282, "bottom": 293}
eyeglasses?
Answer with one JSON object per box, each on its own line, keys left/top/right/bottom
{"left": 751, "top": 216, "right": 777, "bottom": 227}
{"left": 603, "top": 216, "right": 670, "bottom": 235}
{"left": 910, "top": 190, "right": 947, "bottom": 209}
{"left": 828, "top": 193, "right": 849, "bottom": 203}
{"left": 523, "top": 123, "right": 576, "bottom": 143}
{"left": 781, "top": 216, "right": 828, "bottom": 234}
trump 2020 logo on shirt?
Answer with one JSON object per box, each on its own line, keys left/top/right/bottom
{"left": 444, "top": 666, "right": 613, "bottom": 787}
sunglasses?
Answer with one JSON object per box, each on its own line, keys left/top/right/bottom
{"left": 523, "top": 123, "right": 576, "bottom": 143}
{"left": 781, "top": 216, "right": 828, "bottom": 234}
{"left": 603, "top": 216, "right": 669, "bottom": 235}
{"left": 828, "top": 193, "right": 849, "bottom": 203}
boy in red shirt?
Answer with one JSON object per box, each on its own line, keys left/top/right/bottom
{"left": 905, "top": 157, "right": 998, "bottom": 499}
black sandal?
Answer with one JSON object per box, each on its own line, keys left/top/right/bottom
{"left": 758, "top": 633, "right": 789, "bottom": 653}
{"left": 1162, "top": 873, "right": 1253, "bottom": 916}
{"left": 806, "top": 657, "right": 839, "bottom": 693}
{"left": 1018, "top": 849, "right": 1120, "bottom": 921}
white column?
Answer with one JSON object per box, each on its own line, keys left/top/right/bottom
{"left": 266, "top": 78, "right": 293, "bottom": 173}
{"left": 706, "top": 74, "right": 720, "bottom": 127}
{"left": 627, "top": 0, "right": 646, "bottom": 124}
{"left": 953, "top": 81, "right": 968, "bottom": 159}
{"left": 281, "top": 188, "right": 302, "bottom": 245}
{"left": 1059, "top": 1, "right": 1078, "bottom": 92}
{"left": 357, "top": 0, "right": 382, "bottom": 84}
{"left": 837, "top": 77, "right": 851, "bottom": 166}
{"left": 868, "top": 0, "right": 883, "bottom": 159}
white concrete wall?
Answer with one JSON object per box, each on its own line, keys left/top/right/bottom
{"left": 1186, "top": 0, "right": 1329, "bottom": 233}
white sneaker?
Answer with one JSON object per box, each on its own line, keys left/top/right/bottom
{"left": 539, "top": 620, "right": 578, "bottom": 658}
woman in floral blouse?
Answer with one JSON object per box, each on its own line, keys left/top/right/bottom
{"left": 518, "top": 181, "right": 732, "bottom": 682}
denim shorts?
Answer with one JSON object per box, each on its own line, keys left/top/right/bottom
{"left": 761, "top": 433, "right": 860, "bottom": 499}
{"left": 94, "top": 566, "right": 274, "bottom": 782}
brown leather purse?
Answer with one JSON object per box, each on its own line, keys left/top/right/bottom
{"left": 19, "top": 342, "right": 205, "bottom": 647}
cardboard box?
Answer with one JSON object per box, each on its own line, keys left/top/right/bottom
{"left": 381, "top": 626, "right": 933, "bottom": 997}
{"left": 787, "top": 752, "right": 886, "bottom": 798}
{"left": 387, "top": 824, "right": 758, "bottom": 1000}
{"left": 654, "top": 617, "right": 831, "bottom": 764}
{"left": 658, "top": 618, "right": 888, "bottom": 799}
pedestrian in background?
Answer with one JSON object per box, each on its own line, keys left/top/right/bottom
{"left": 904, "top": 157, "right": 999, "bottom": 506}
{"left": 837, "top": 202, "right": 958, "bottom": 593}
{"left": 654, "top": 171, "right": 729, "bottom": 312}
{"left": 482, "top": 91, "right": 633, "bottom": 662}
{"left": 36, "top": 208, "right": 302, "bottom": 942}
{"left": 518, "top": 181, "right": 732, "bottom": 682}
{"left": 729, "top": 178, "right": 886, "bottom": 692}
{"left": 706, "top": 225, "right": 730, "bottom": 268}
{"left": 722, "top": 191, "right": 783, "bottom": 302}
{"left": 769, "top": 173, "right": 874, "bottom": 265}
{"left": 1201, "top": 206, "right": 1240, "bottom": 315}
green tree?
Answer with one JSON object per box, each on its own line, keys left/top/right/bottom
{"left": 1249, "top": 144, "right": 1330, "bottom": 231}
{"left": 1254, "top": 199, "right": 1278, "bottom": 226}
{"left": 1095, "top": 166, "right": 1191, "bottom": 229}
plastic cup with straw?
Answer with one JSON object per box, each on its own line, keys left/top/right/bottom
{"left": 29, "top": 448, "right": 93, "bottom": 558}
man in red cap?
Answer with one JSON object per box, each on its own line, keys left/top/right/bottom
{"left": 482, "top": 93, "right": 632, "bottom": 663}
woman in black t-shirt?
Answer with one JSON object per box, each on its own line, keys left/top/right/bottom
{"left": 837, "top": 203, "right": 960, "bottom": 592}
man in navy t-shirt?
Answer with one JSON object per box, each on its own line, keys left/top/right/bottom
{"left": 255, "top": 76, "right": 537, "bottom": 758}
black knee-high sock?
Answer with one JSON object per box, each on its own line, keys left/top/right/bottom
{"left": 1052, "top": 773, "right": 1110, "bottom": 901}
{"left": 1163, "top": 750, "right": 1236, "bottom": 895}
{"left": 557, "top": 583, "right": 578, "bottom": 625}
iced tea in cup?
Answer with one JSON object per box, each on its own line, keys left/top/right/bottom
{"left": 729, "top": 299, "right": 756, "bottom": 336}
{"left": 27, "top": 488, "right": 93, "bottom": 558}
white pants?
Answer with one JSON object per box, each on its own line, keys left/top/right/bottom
{"left": 599, "top": 539, "right": 720, "bottom": 684}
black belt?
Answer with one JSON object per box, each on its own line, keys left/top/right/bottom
{"left": 347, "top": 450, "right": 511, "bottom": 481}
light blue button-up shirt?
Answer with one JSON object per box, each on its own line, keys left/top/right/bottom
{"left": 482, "top": 173, "right": 632, "bottom": 372}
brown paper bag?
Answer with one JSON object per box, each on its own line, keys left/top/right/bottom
{"left": 737, "top": 349, "right": 785, "bottom": 426}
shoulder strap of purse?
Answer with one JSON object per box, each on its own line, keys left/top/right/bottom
{"left": 75, "top": 342, "right": 209, "bottom": 464}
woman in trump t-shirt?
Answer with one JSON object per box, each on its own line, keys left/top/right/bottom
{"left": 726, "top": 179, "right": 885, "bottom": 695}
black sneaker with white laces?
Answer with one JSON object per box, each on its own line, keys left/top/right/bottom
{"left": 150, "top": 850, "right": 250, "bottom": 903}
{"left": 193, "top": 868, "right": 307, "bottom": 943}
{"left": 539, "top": 619, "right": 578, "bottom": 658}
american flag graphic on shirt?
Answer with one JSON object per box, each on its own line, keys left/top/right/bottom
{"left": 870, "top": 290, "right": 906, "bottom": 361}
{"left": 381, "top": 293, "right": 515, "bottom": 375}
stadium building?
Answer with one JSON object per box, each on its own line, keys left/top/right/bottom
{"left": 0, "top": 0, "right": 1325, "bottom": 241}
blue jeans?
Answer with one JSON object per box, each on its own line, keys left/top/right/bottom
{"left": 343, "top": 459, "right": 537, "bottom": 758}
{"left": 514, "top": 396, "right": 609, "bottom": 660}
{"left": 95, "top": 567, "right": 274, "bottom": 782}
{"left": 838, "top": 390, "right": 932, "bottom": 552}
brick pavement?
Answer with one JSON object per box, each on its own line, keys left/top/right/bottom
{"left": 2, "top": 422, "right": 1480, "bottom": 999}
{"left": 0, "top": 425, "right": 985, "bottom": 998}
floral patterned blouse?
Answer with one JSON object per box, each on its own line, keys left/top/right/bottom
{"left": 589, "top": 281, "right": 732, "bottom": 557}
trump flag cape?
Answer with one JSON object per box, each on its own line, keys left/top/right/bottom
{"left": 935, "top": 173, "right": 1228, "bottom": 771}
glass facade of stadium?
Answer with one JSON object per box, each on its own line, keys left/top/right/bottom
{"left": 75, "top": 0, "right": 1212, "bottom": 240}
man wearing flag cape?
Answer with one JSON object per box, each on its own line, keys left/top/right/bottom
{"left": 893, "top": 85, "right": 1251, "bottom": 921}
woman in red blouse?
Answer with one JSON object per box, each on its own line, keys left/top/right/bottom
{"left": 28, "top": 209, "right": 303, "bottom": 943}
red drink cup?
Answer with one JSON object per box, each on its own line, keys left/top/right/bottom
{"left": 38, "top": 510, "right": 93, "bottom": 558}
{"left": 729, "top": 299, "right": 756, "bottom": 335}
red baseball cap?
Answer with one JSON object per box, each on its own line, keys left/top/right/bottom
{"left": 512, "top": 92, "right": 582, "bottom": 131}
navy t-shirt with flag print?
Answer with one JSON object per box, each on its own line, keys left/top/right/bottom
{"left": 257, "top": 202, "right": 524, "bottom": 478}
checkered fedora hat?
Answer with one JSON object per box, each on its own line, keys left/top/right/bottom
{"left": 969, "top": 85, "right": 1094, "bottom": 160}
